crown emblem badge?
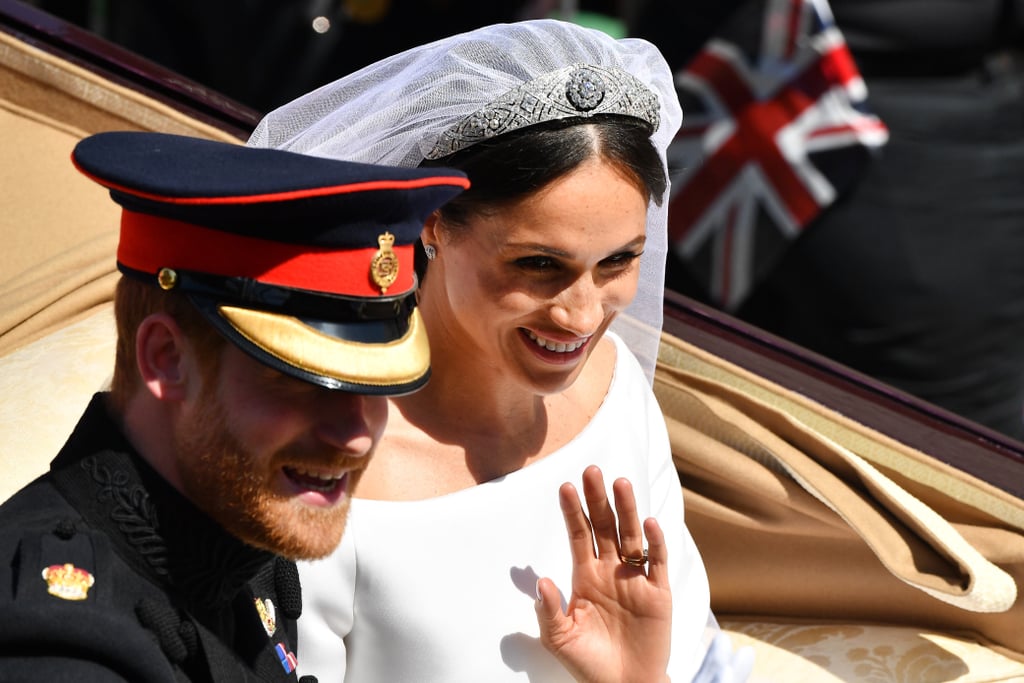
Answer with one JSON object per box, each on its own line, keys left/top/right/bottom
{"left": 255, "top": 597, "right": 277, "bottom": 637}
{"left": 370, "top": 231, "right": 399, "bottom": 293}
{"left": 41, "top": 563, "right": 95, "bottom": 601}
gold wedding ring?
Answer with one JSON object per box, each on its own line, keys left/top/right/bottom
{"left": 619, "top": 549, "right": 648, "bottom": 567}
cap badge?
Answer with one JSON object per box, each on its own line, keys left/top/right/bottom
{"left": 255, "top": 597, "right": 277, "bottom": 636}
{"left": 370, "top": 231, "right": 399, "bottom": 293}
{"left": 41, "top": 563, "right": 95, "bottom": 601}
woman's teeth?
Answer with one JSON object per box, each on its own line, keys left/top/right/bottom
{"left": 526, "top": 330, "right": 585, "bottom": 353}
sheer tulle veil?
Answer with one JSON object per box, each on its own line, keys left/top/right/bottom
{"left": 248, "top": 19, "right": 682, "bottom": 381}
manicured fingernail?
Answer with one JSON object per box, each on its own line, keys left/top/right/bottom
{"left": 535, "top": 579, "right": 543, "bottom": 603}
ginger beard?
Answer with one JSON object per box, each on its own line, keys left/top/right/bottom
{"left": 172, "top": 387, "right": 354, "bottom": 560}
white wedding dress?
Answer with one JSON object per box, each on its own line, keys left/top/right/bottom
{"left": 295, "top": 332, "right": 715, "bottom": 683}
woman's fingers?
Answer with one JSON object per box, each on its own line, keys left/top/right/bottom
{"left": 642, "top": 517, "right": 669, "bottom": 587}
{"left": 561, "top": 466, "right": 657, "bottom": 573}
{"left": 559, "top": 481, "right": 597, "bottom": 563}
{"left": 611, "top": 477, "right": 646, "bottom": 566}
{"left": 534, "top": 576, "right": 569, "bottom": 644}
{"left": 581, "top": 466, "right": 620, "bottom": 558}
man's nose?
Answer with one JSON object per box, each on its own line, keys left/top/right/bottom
{"left": 312, "top": 393, "right": 385, "bottom": 456}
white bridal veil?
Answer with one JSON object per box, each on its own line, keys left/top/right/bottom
{"left": 248, "top": 19, "right": 682, "bottom": 380}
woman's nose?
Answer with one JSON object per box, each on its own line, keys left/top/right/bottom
{"left": 549, "top": 277, "right": 604, "bottom": 336}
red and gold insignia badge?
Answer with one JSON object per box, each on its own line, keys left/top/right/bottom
{"left": 255, "top": 597, "right": 277, "bottom": 637}
{"left": 41, "top": 563, "right": 95, "bottom": 601}
{"left": 370, "top": 231, "right": 399, "bottom": 293}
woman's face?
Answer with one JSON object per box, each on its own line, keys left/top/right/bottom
{"left": 426, "top": 157, "right": 649, "bottom": 395}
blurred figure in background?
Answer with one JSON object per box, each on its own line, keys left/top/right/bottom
{"left": 29, "top": 0, "right": 626, "bottom": 112}
{"left": 31, "top": 0, "right": 541, "bottom": 111}
{"left": 631, "top": 0, "right": 1024, "bottom": 441}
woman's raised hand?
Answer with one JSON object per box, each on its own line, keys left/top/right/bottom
{"left": 535, "top": 465, "right": 672, "bottom": 683}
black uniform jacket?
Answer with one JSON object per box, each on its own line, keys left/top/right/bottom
{"left": 0, "top": 394, "right": 305, "bottom": 682}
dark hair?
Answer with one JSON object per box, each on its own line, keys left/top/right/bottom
{"left": 420, "top": 114, "right": 666, "bottom": 229}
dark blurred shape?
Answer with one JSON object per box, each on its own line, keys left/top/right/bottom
{"left": 28, "top": 0, "right": 548, "bottom": 112}
{"left": 631, "top": 0, "right": 1024, "bottom": 441}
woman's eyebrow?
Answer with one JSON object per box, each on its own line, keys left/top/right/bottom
{"left": 505, "top": 236, "right": 646, "bottom": 257}
{"left": 504, "top": 243, "right": 571, "bottom": 257}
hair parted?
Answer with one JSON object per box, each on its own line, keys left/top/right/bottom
{"left": 421, "top": 115, "right": 666, "bottom": 230}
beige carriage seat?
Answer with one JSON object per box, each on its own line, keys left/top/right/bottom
{"left": 0, "top": 28, "right": 242, "bottom": 355}
{"left": 657, "top": 334, "right": 1024, "bottom": 681}
{"left": 0, "top": 28, "right": 241, "bottom": 497}
{"left": 4, "top": 24, "right": 1024, "bottom": 683}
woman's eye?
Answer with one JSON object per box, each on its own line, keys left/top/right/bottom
{"left": 515, "top": 256, "right": 559, "bottom": 271}
{"left": 602, "top": 251, "right": 643, "bottom": 268}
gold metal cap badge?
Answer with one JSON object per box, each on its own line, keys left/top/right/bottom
{"left": 370, "top": 231, "right": 399, "bottom": 293}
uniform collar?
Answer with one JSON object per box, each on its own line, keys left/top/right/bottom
{"left": 50, "top": 394, "right": 275, "bottom": 609}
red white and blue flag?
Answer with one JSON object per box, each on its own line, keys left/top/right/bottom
{"left": 666, "top": 0, "right": 888, "bottom": 310}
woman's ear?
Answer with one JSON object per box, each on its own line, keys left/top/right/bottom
{"left": 135, "top": 313, "right": 189, "bottom": 402}
{"left": 422, "top": 210, "right": 442, "bottom": 248}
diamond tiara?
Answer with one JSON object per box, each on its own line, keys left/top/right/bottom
{"left": 423, "top": 63, "right": 661, "bottom": 160}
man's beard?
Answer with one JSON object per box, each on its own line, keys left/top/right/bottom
{"left": 172, "top": 389, "right": 351, "bottom": 560}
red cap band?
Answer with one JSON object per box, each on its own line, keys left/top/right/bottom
{"left": 117, "top": 210, "right": 416, "bottom": 297}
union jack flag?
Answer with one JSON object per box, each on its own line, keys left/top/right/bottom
{"left": 666, "top": 0, "right": 888, "bottom": 310}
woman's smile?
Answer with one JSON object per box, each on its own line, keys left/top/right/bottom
{"left": 520, "top": 328, "right": 592, "bottom": 365}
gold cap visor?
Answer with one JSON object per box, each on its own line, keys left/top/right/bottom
{"left": 218, "top": 305, "right": 430, "bottom": 395}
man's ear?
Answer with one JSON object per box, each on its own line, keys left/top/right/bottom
{"left": 135, "top": 313, "right": 190, "bottom": 402}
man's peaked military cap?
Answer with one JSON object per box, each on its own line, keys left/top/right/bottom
{"left": 73, "top": 131, "right": 469, "bottom": 394}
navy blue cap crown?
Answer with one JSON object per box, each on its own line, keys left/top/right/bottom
{"left": 73, "top": 131, "right": 469, "bottom": 394}
{"left": 73, "top": 131, "right": 468, "bottom": 248}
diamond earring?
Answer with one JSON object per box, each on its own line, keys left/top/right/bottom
{"left": 424, "top": 244, "right": 437, "bottom": 261}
